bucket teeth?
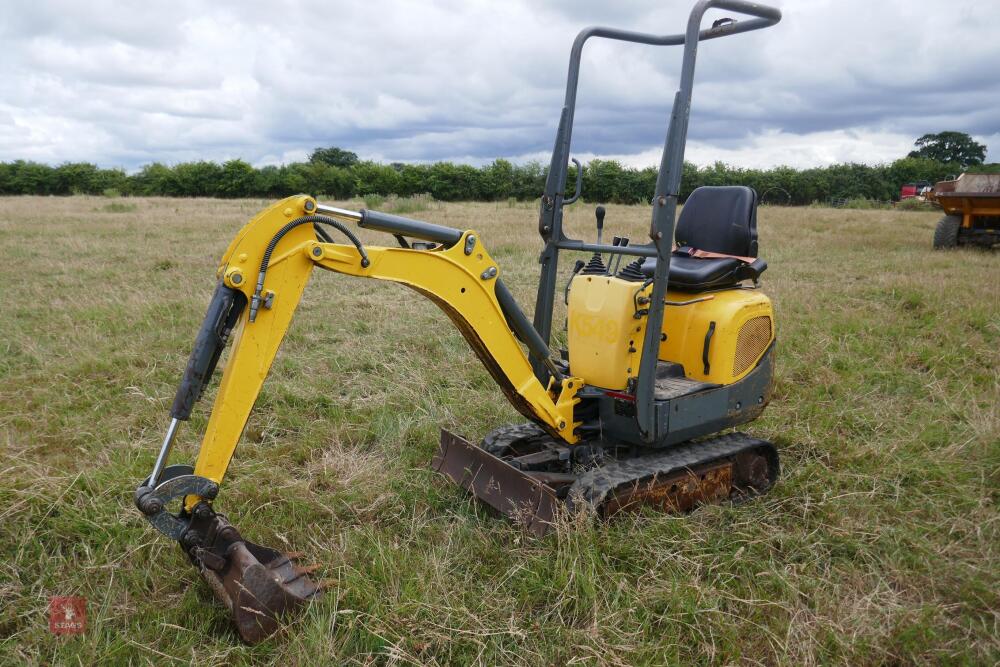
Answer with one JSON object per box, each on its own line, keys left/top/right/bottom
{"left": 184, "top": 511, "right": 321, "bottom": 644}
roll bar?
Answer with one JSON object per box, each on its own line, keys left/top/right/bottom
{"left": 531, "top": 0, "right": 781, "bottom": 441}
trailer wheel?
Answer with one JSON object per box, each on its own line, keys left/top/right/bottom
{"left": 933, "top": 215, "right": 961, "bottom": 249}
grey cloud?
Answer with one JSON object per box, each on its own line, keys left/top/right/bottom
{"left": 0, "top": 0, "right": 996, "bottom": 169}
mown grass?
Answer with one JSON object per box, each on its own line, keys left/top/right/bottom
{"left": 0, "top": 196, "right": 997, "bottom": 665}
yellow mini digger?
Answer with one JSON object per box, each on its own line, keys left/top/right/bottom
{"left": 134, "top": 0, "right": 783, "bottom": 643}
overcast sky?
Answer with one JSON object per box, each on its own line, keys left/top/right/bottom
{"left": 1, "top": 0, "right": 997, "bottom": 170}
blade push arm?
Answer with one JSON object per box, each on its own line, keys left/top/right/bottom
{"left": 170, "top": 196, "right": 580, "bottom": 507}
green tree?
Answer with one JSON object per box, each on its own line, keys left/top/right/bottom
{"left": 353, "top": 161, "right": 401, "bottom": 196}
{"left": 8, "top": 161, "right": 56, "bottom": 194}
{"left": 886, "top": 157, "right": 952, "bottom": 190}
{"left": 4, "top": 150, "right": 990, "bottom": 204}
{"left": 582, "top": 160, "right": 625, "bottom": 203}
{"left": 309, "top": 146, "right": 359, "bottom": 168}
{"left": 310, "top": 162, "right": 355, "bottom": 199}
{"left": 278, "top": 164, "right": 309, "bottom": 194}
{"left": 92, "top": 167, "right": 130, "bottom": 195}
{"left": 171, "top": 161, "right": 224, "bottom": 197}
{"left": 53, "top": 162, "right": 100, "bottom": 194}
{"left": 426, "top": 162, "right": 482, "bottom": 201}
{"left": 218, "top": 160, "right": 257, "bottom": 198}
{"left": 511, "top": 161, "right": 546, "bottom": 200}
{"left": 396, "top": 163, "right": 433, "bottom": 196}
{"left": 907, "top": 131, "right": 986, "bottom": 167}
{"left": 679, "top": 161, "right": 700, "bottom": 198}
{"left": 131, "top": 163, "right": 175, "bottom": 195}
{"left": 253, "top": 165, "right": 286, "bottom": 197}
{"left": 0, "top": 162, "right": 13, "bottom": 194}
{"left": 480, "top": 159, "right": 515, "bottom": 201}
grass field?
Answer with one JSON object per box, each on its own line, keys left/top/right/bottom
{"left": 1, "top": 196, "right": 997, "bottom": 665}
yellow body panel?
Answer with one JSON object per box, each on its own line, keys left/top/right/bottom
{"left": 566, "top": 275, "right": 646, "bottom": 390}
{"left": 658, "top": 287, "right": 774, "bottom": 384}
{"left": 187, "top": 196, "right": 580, "bottom": 508}
{"left": 567, "top": 274, "right": 774, "bottom": 390}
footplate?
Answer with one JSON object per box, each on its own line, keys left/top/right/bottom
{"left": 432, "top": 429, "right": 559, "bottom": 537}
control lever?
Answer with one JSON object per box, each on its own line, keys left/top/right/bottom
{"left": 595, "top": 206, "right": 606, "bottom": 245}
{"left": 564, "top": 259, "right": 586, "bottom": 305}
{"left": 612, "top": 237, "right": 629, "bottom": 275}
{"left": 605, "top": 236, "right": 622, "bottom": 274}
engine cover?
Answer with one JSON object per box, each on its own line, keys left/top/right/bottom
{"left": 566, "top": 273, "right": 774, "bottom": 389}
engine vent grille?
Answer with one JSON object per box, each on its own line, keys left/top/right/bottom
{"left": 733, "top": 316, "right": 772, "bottom": 377}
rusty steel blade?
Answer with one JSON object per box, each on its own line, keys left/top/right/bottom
{"left": 432, "top": 429, "right": 559, "bottom": 537}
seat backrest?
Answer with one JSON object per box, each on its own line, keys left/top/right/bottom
{"left": 675, "top": 186, "right": 758, "bottom": 257}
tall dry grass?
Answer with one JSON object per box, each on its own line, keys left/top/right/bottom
{"left": 0, "top": 196, "right": 997, "bottom": 665}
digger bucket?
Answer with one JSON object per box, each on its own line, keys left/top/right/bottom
{"left": 185, "top": 511, "right": 321, "bottom": 644}
{"left": 432, "top": 429, "right": 559, "bottom": 537}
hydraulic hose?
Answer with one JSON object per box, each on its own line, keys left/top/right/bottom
{"left": 250, "top": 214, "right": 370, "bottom": 321}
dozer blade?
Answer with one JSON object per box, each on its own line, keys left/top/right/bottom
{"left": 185, "top": 511, "right": 321, "bottom": 644}
{"left": 432, "top": 429, "right": 559, "bottom": 537}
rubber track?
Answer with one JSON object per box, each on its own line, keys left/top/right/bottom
{"left": 566, "top": 432, "right": 777, "bottom": 511}
{"left": 480, "top": 422, "right": 548, "bottom": 456}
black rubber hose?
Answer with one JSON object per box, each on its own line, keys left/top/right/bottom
{"left": 250, "top": 214, "right": 370, "bottom": 321}
{"left": 260, "top": 214, "right": 369, "bottom": 277}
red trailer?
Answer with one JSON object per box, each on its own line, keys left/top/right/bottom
{"left": 900, "top": 181, "right": 932, "bottom": 200}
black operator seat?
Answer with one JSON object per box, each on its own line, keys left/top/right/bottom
{"left": 640, "top": 186, "right": 767, "bottom": 291}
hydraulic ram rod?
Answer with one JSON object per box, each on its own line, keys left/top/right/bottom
{"left": 315, "top": 203, "right": 463, "bottom": 245}
{"left": 148, "top": 417, "right": 181, "bottom": 485}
